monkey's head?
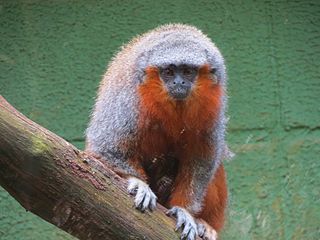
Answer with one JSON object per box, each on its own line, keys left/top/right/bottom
{"left": 158, "top": 63, "right": 199, "bottom": 100}
{"left": 129, "top": 24, "right": 226, "bottom": 103}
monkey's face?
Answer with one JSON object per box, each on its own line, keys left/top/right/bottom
{"left": 159, "top": 64, "right": 198, "bottom": 100}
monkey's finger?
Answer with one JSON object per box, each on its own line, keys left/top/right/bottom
{"left": 196, "top": 219, "right": 217, "bottom": 240}
{"left": 167, "top": 207, "right": 185, "bottom": 230}
{"left": 166, "top": 206, "right": 178, "bottom": 217}
{"left": 137, "top": 198, "right": 147, "bottom": 212}
{"left": 168, "top": 207, "right": 198, "bottom": 239}
{"left": 142, "top": 187, "right": 157, "bottom": 211}
{"left": 176, "top": 214, "right": 186, "bottom": 230}
{"left": 196, "top": 222, "right": 206, "bottom": 237}
{"left": 134, "top": 184, "right": 147, "bottom": 208}
{"left": 141, "top": 189, "right": 151, "bottom": 210}
{"left": 181, "top": 226, "right": 196, "bottom": 240}
{"left": 149, "top": 192, "right": 157, "bottom": 211}
{"left": 128, "top": 177, "right": 157, "bottom": 211}
{"left": 181, "top": 218, "right": 197, "bottom": 239}
{"left": 127, "top": 177, "right": 139, "bottom": 195}
{"left": 204, "top": 227, "right": 218, "bottom": 240}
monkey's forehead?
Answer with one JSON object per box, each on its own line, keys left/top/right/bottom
{"left": 109, "top": 24, "right": 227, "bottom": 84}
{"left": 141, "top": 42, "right": 209, "bottom": 67}
{"left": 134, "top": 39, "right": 225, "bottom": 82}
{"left": 132, "top": 26, "right": 225, "bottom": 74}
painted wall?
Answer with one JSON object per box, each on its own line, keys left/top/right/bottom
{"left": 0, "top": 0, "right": 319, "bottom": 239}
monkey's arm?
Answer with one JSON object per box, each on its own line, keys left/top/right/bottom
{"left": 168, "top": 158, "right": 216, "bottom": 214}
{"left": 85, "top": 139, "right": 147, "bottom": 179}
{"left": 166, "top": 157, "right": 219, "bottom": 240}
{"left": 122, "top": 156, "right": 158, "bottom": 211}
{"left": 165, "top": 159, "right": 214, "bottom": 240}
{"left": 86, "top": 141, "right": 157, "bottom": 211}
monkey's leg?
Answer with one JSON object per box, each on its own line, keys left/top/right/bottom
{"left": 196, "top": 165, "right": 227, "bottom": 240}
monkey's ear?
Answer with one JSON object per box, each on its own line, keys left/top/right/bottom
{"left": 210, "top": 68, "right": 218, "bottom": 84}
{"left": 210, "top": 68, "right": 217, "bottom": 74}
{"left": 133, "top": 69, "right": 145, "bottom": 84}
{"left": 141, "top": 69, "right": 148, "bottom": 82}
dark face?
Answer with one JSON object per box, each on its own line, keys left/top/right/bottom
{"left": 159, "top": 64, "right": 198, "bottom": 100}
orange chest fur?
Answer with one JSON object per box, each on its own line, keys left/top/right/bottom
{"left": 137, "top": 65, "right": 223, "bottom": 162}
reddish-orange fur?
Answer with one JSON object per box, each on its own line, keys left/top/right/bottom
{"left": 138, "top": 65, "right": 222, "bottom": 140}
{"left": 132, "top": 65, "right": 227, "bottom": 232}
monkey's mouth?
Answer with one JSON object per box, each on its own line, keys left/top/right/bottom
{"left": 168, "top": 87, "right": 190, "bottom": 100}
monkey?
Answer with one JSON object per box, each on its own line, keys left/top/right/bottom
{"left": 86, "top": 24, "right": 231, "bottom": 240}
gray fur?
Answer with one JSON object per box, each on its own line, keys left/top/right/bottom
{"left": 86, "top": 23, "right": 230, "bottom": 212}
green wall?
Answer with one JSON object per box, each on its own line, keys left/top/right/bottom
{"left": 0, "top": 0, "right": 319, "bottom": 239}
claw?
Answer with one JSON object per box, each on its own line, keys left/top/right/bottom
{"left": 196, "top": 219, "right": 218, "bottom": 240}
{"left": 127, "top": 177, "right": 157, "bottom": 211}
{"left": 167, "top": 207, "right": 198, "bottom": 240}
{"left": 197, "top": 222, "right": 206, "bottom": 237}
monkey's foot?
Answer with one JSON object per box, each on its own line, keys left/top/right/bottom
{"left": 196, "top": 219, "right": 218, "bottom": 240}
{"left": 127, "top": 177, "right": 157, "bottom": 211}
{"left": 166, "top": 207, "right": 198, "bottom": 240}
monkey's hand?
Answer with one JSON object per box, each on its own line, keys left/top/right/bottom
{"left": 127, "top": 177, "right": 157, "bottom": 211}
{"left": 166, "top": 207, "right": 198, "bottom": 240}
{"left": 197, "top": 219, "right": 218, "bottom": 240}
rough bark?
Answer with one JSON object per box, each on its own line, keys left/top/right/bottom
{"left": 0, "top": 95, "right": 180, "bottom": 240}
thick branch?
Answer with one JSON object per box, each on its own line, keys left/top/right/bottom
{"left": 0, "top": 96, "right": 180, "bottom": 240}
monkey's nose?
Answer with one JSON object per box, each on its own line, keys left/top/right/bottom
{"left": 173, "top": 76, "right": 185, "bottom": 86}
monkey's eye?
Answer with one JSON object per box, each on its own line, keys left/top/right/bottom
{"left": 180, "top": 65, "right": 197, "bottom": 80}
{"left": 162, "top": 67, "right": 175, "bottom": 78}
{"left": 182, "top": 68, "right": 192, "bottom": 76}
{"left": 164, "top": 68, "right": 174, "bottom": 76}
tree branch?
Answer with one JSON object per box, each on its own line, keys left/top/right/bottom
{"left": 0, "top": 95, "right": 180, "bottom": 240}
